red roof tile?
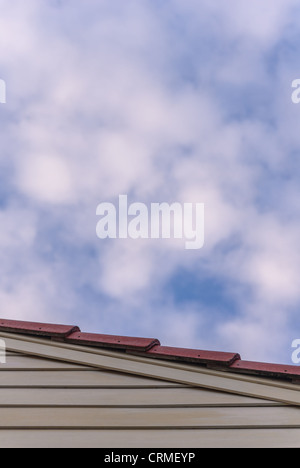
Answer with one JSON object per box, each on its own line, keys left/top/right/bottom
{"left": 230, "top": 360, "right": 300, "bottom": 379}
{"left": 0, "top": 318, "right": 299, "bottom": 383}
{"left": 65, "top": 331, "right": 160, "bottom": 352}
{"left": 0, "top": 319, "right": 79, "bottom": 339}
{"left": 134, "top": 345, "right": 240, "bottom": 366}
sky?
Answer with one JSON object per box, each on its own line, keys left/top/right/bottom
{"left": 1, "top": 0, "right": 300, "bottom": 364}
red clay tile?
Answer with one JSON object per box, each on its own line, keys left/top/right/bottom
{"left": 2, "top": 318, "right": 300, "bottom": 384}
{"left": 137, "top": 345, "right": 240, "bottom": 366}
{"left": 65, "top": 331, "right": 160, "bottom": 352}
{"left": 0, "top": 319, "right": 79, "bottom": 338}
{"left": 230, "top": 360, "right": 300, "bottom": 380}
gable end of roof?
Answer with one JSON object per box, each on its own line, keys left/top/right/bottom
{"left": 0, "top": 318, "right": 299, "bottom": 384}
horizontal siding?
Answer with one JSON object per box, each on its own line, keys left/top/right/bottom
{"left": 0, "top": 353, "right": 183, "bottom": 387}
{"left": 0, "top": 406, "right": 298, "bottom": 429}
{"left": 2, "top": 354, "right": 88, "bottom": 370}
{"left": 0, "top": 351, "right": 299, "bottom": 447}
{"left": 0, "top": 387, "right": 281, "bottom": 407}
{"left": 2, "top": 334, "right": 300, "bottom": 406}
{"left": 0, "top": 370, "right": 182, "bottom": 388}
{"left": 0, "top": 429, "right": 300, "bottom": 448}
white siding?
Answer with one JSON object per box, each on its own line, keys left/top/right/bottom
{"left": 0, "top": 352, "right": 300, "bottom": 447}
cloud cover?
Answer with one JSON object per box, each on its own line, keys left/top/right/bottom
{"left": 1, "top": 0, "right": 300, "bottom": 363}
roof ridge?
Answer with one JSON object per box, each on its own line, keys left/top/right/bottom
{"left": 128, "top": 344, "right": 241, "bottom": 367}
{"left": 0, "top": 319, "right": 79, "bottom": 338}
{"left": 65, "top": 331, "right": 160, "bottom": 352}
{"left": 0, "top": 318, "right": 299, "bottom": 383}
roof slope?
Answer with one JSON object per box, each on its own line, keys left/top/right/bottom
{"left": 0, "top": 318, "right": 299, "bottom": 384}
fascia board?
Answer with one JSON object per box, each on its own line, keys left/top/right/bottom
{"left": 0, "top": 331, "right": 300, "bottom": 406}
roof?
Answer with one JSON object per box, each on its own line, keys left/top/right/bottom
{"left": 0, "top": 318, "right": 299, "bottom": 384}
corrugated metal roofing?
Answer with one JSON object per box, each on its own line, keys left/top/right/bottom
{"left": 0, "top": 318, "right": 299, "bottom": 383}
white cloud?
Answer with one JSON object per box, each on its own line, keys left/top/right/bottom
{"left": 97, "top": 240, "right": 155, "bottom": 299}
{"left": 17, "top": 153, "right": 74, "bottom": 204}
{"left": 1, "top": 0, "right": 300, "bottom": 363}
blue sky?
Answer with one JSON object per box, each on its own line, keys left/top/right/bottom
{"left": 1, "top": 0, "right": 300, "bottom": 364}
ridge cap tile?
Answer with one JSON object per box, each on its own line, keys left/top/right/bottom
{"left": 0, "top": 318, "right": 79, "bottom": 338}
{"left": 1, "top": 318, "right": 300, "bottom": 383}
{"left": 130, "top": 344, "right": 241, "bottom": 367}
{"left": 230, "top": 359, "right": 300, "bottom": 378}
{"left": 65, "top": 331, "right": 160, "bottom": 352}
